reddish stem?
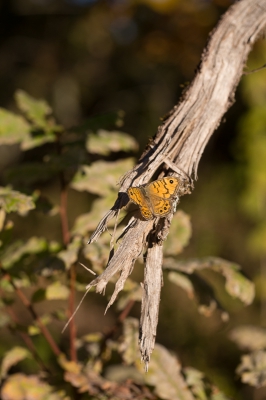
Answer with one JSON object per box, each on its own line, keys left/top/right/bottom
{"left": 6, "top": 305, "right": 51, "bottom": 373}
{"left": 0, "top": 272, "right": 61, "bottom": 357}
{"left": 57, "top": 135, "right": 77, "bottom": 362}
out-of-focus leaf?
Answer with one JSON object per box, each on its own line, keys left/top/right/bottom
{"left": 164, "top": 257, "right": 255, "bottom": 305}
{"left": 0, "top": 347, "right": 31, "bottom": 379}
{"left": 119, "top": 318, "right": 139, "bottom": 364}
{"left": 184, "top": 368, "right": 207, "bottom": 400}
{"left": 70, "top": 159, "right": 134, "bottom": 196}
{"left": 1, "top": 237, "right": 48, "bottom": 269}
{"left": 0, "top": 108, "right": 30, "bottom": 145}
{"left": 21, "top": 133, "right": 57, "bottom": 151}
{"left": 0, "top": 187, "right": 35, "bottom": 215}
{"left": 164, "top": 210, "right": 192, "bottom": 256}
{"left": 142, "top": 344, "right": 195, "bottom": 400}
{"left": 230, "top": 325, "right": 266, "bottom": 351}
{"left": 168, "top": 271, "right": 194, "bottom": 299}
{"left": 57, "top": 236, "right": 82, "bottom": 270}
{"left": 236, "top": 350, "right": 266, "bottom": 387}
{"left": 72, "top": 193, "right": 122, "bottom": 235}
{"left": 46, "top": 281, "right": 70, "bottom": 300}
{"left": 184, "top": 367, "right": 231, "bottom": 400}
{"left": 58, "top": 354, "right": 82, "bottom": 374}
{"left": 1, "top": 373, "right": 67, "bottom": 400}
{"left": 86, "top": 129, "right": 138, "bottom": 155}
{"left": 15, "top": 90, "right": 52, "bottom": 128}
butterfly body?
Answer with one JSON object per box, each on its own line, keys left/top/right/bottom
{"left": 127, "top": 177, "right": 180, "bottom": 220}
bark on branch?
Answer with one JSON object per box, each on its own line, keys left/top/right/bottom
{"left": 86, "top": 0, "right": 266, "bottom": 369}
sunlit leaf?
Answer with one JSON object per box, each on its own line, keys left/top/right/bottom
{"left": 1, "top": 237, "right": 48, "bottom": 269}
{"left": 0, "top": 108, "right": 30, "bottom": 145}
{"left": 230, "top": 325, "right": 266, "bottom": 351}
{"left": 0, "top": 187, "right": 35, "bottom": 215}
{"left": 15, "top": 90, "right": 52, "bottom": 128}
{"left": 21, "top": 133, "right": 57, "bottom": 151}
{"left": 236, "top": 350, "right": 266, "bottom": 387}
{"left": 58, "top": 354, "right": 82, "bottom": 374}
{"left": 72, "top": 194, "right": 125, "bottom": 235}
{"left": 142, "top": 344, "right": 195, "bottom": 400}
{"left": 70, "top": 159, "right": 134, "bottom": 196}
{"left": 0, "top": 347, "right": 31, "bottom": 379}
{"left": 46, "top": 281, "right": 70, "bottom": 300}
{"left": 119, "top": 318, "right": 139, "bottom": 364}
{"left": 86, "top": 129, "right": 138, "bottom": 155}
{"left": 164, "top": 210, "right": 192, "bottom": 256}
{"left": 1, "top": 373, "right": 67, "bottom": 400}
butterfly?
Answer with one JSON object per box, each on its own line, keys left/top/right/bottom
{"left": 127, "top": 176, "right": 180, "bottom": 220}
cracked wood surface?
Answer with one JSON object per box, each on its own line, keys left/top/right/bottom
{"left": 86, "top": 0, "right": 266, "bottom": 367}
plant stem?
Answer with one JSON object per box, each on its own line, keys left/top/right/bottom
{"left": 57, "top": 135, "right": 77, "bottom": 362}
{"left": 0, "top": 270, "right": 61, "bottom": 357}
{"left": 5, "top": 305, "right": 51, "bottom": 373}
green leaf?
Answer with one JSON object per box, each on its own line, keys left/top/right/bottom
{"left": 15, "top": 90, "right": 52, "bottom": 129}
{"left": 164, "top": 210, "right": 192, "bottom": 256}
{"left": 72, "top": 194, "right": 121, "bottom": 235}
{"left": 230, "top": 325, "right": 266, "bottom": 351}
{"left": 57, "top": 236, "right": 82, "bottom": 270}
{"left": 142, "top": 344, "right": 195, "bottom": 400}
{"left": 70, "top": 158, "right": 134, "bottom": 196}
{"left": 236, "top": 350, "right": 266, "bottom": 387}
{"left": 119, "top": 318, "right": 139, "bottom": 364}
{"left": 1, "top": 373, "right": 67, "bottom": 400}
{"left": 164, "top": 257, "right": 255, "bottom": 305}
{"left": 0, "top": 108, "right": 30, "bottom": 145}
{"left": 46, "top": 281, "right": 70, "bottom": 300}
{"left": 86, "top": 129, "right": 138, "bottom": 155}
{"left": 1, "top": 237, "right": 48, "bottom": 269}
{"left": 0, "top": 347, "right": 31, "bottom": 379}
{"left": 0, "top": 187, "right": 35, "bottom": 215}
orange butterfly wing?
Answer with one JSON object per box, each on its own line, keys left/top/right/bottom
{"left": 145, "top": 177, "right": 179, "bottom": 217}
{"left": 127, "top": 186, "right": 153, "bottom": 220}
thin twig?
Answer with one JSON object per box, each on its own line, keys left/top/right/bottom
{"left": 56, "top": 134, "right": 77, "bottom": 362}
{"left": 5, "top": 305, "right": 51, "bottom": 373}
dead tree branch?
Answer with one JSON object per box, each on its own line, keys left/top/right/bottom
{"left": 86, "top": 0, "right": 266, "bottom": 369}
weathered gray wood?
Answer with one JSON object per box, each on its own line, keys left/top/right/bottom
{"left": 86, "top": 0, "right": 266, "bottom": 367}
